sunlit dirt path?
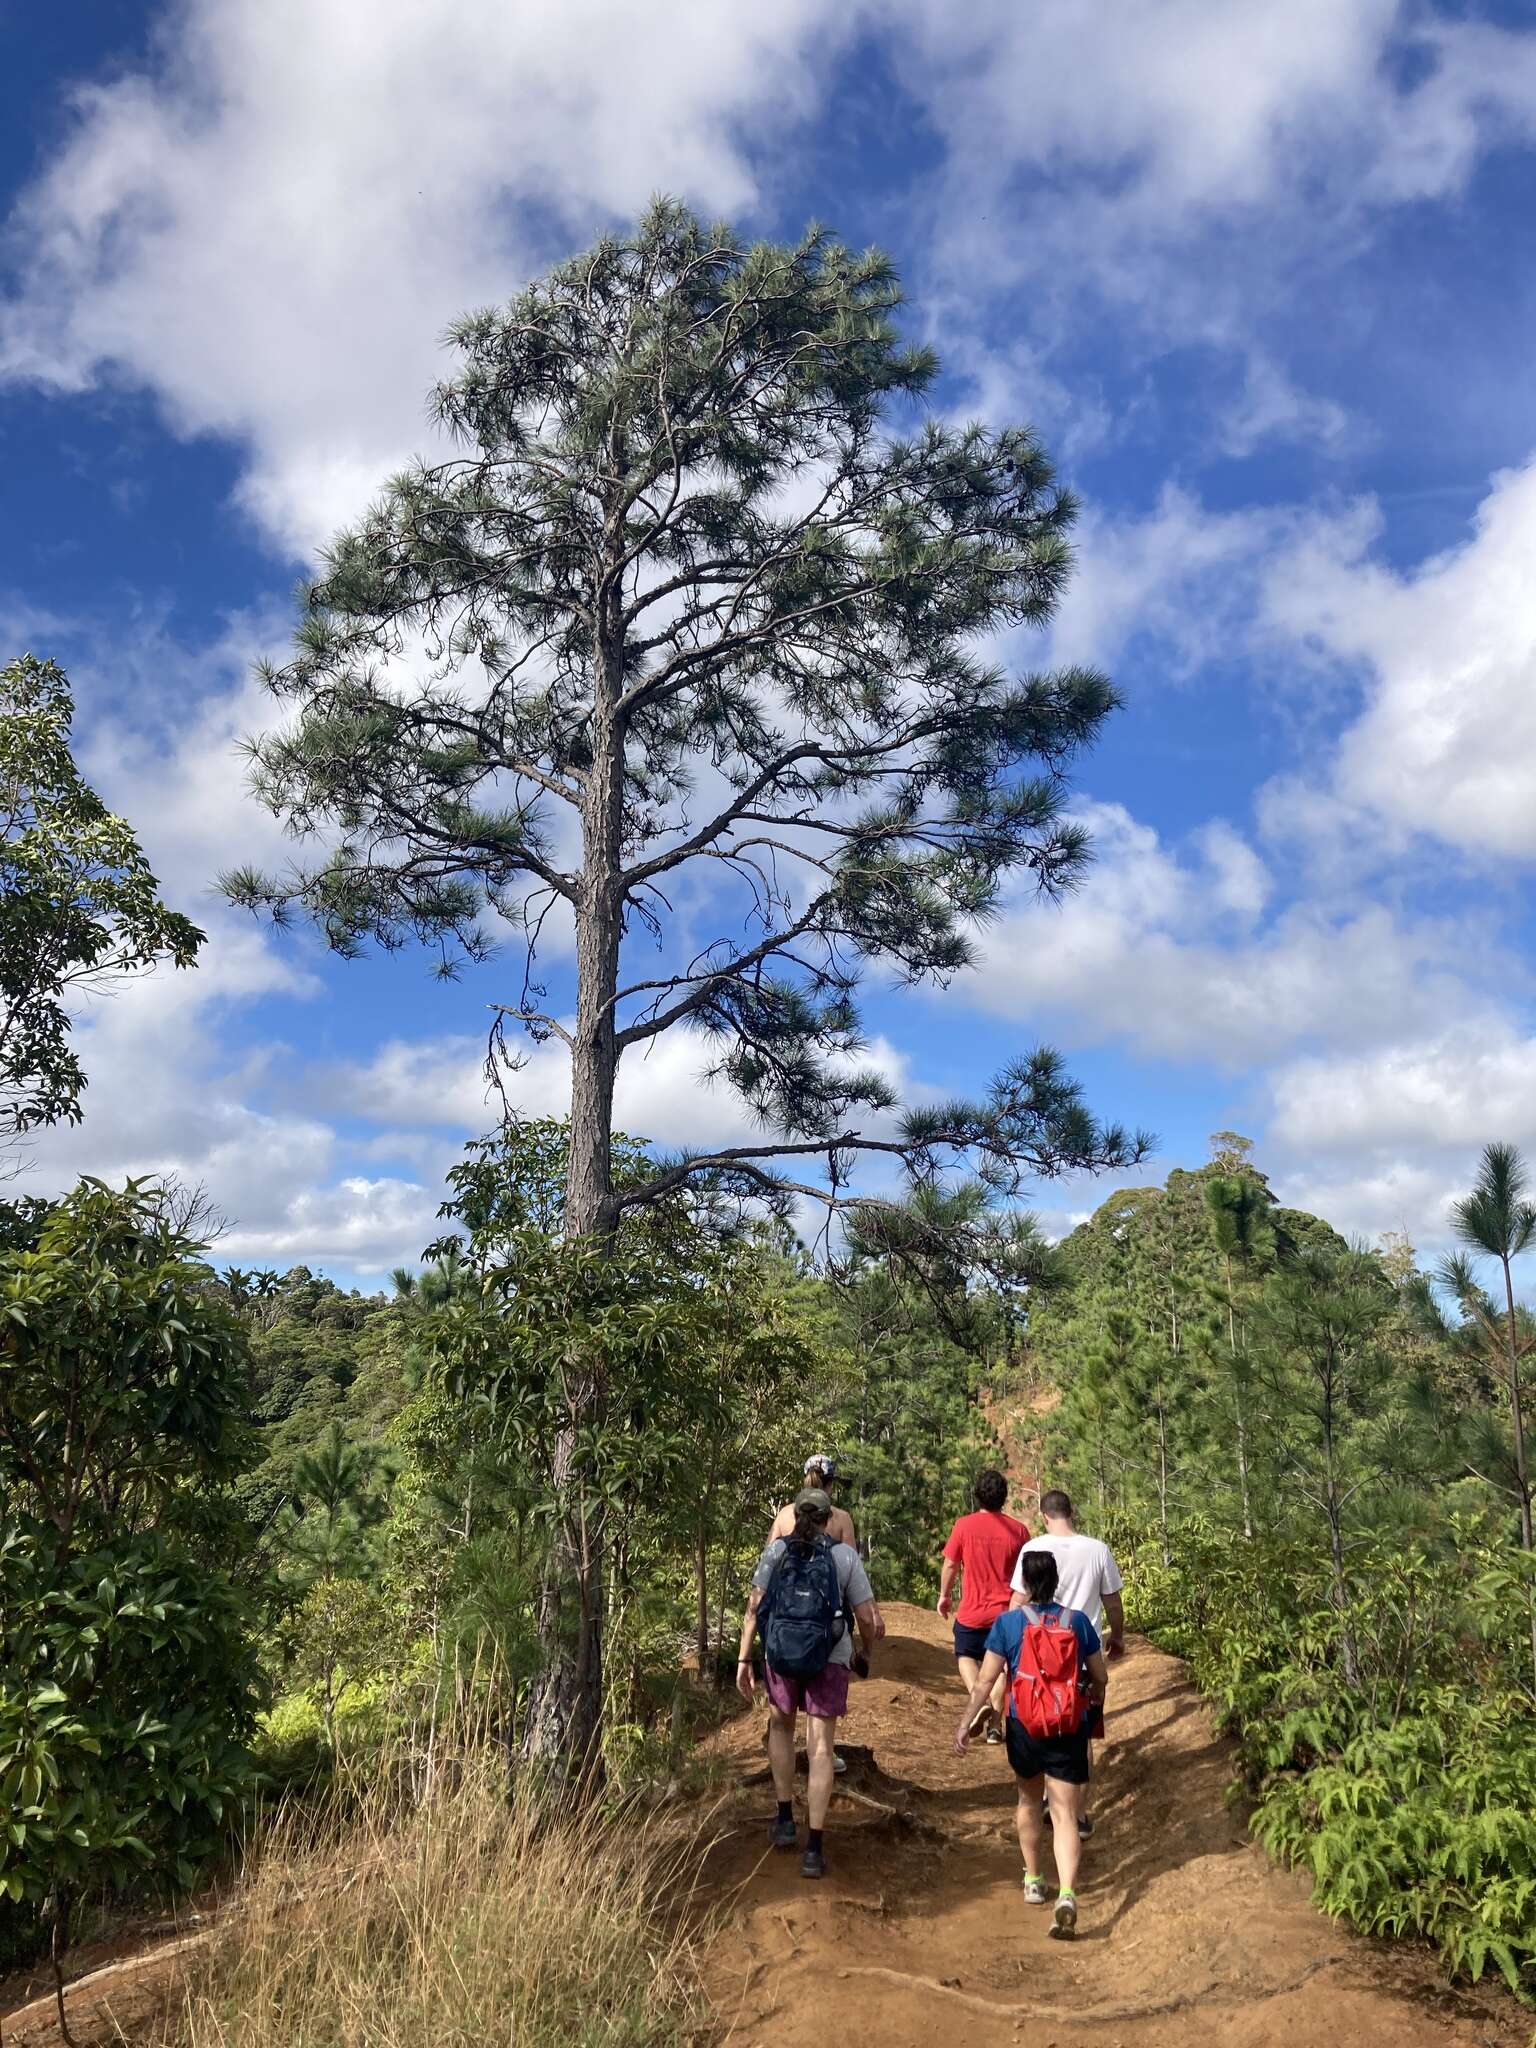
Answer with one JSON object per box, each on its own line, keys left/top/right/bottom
{"left": 703, "top": 1600, "right": 1525, "bottom": 2048}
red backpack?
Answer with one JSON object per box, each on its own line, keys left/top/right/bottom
{"left": 1010, "top": 1604, "right": 1087, "bottom": 1738}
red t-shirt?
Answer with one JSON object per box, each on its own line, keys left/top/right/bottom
{"left": 943, "top": 1510, "right": 1032, "bottom": 1627}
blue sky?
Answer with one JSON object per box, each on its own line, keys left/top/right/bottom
{"left": 7, "top": 0, "right": 1536, "bottom": 1281}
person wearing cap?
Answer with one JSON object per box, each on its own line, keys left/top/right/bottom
{"left": 766, "top": 1454, "right": 884, "bottom": 1778}
{"left": 738, "top": 1487, "right": 879, "bottom": 1879}
{"left": 768, "top": 1455, "right": 857, "bottom": 1547}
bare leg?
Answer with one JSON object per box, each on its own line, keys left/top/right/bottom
{"left": 989, "top": 1666, "right": 1008, "bottom": 1721}
{"left": 805, "top": 1714, "right": 838, "bottom": 1830}
{"left": 957, "top": 1654, "right": 993, "bottom": 1734}
{"left": 1046, "top": 1777, "right": 1081, "bottom": 1891}
{"left": 1015, "top": 1772, "right": 1047, "bottom": 1873}
{"left": 1077, "top": 1742, "right": 1094, "bottom": 1822}
{"left": 767, "top": 1706, "right": 797, "bottom": 1806}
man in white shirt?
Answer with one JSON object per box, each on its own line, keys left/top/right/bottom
{"left": 1010, "top": 1489, "right": 1125, "bottom": 1833}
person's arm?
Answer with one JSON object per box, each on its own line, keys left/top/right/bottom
{"left": 1102, "top": 1590, "right": 1126, "bottom": 1657}
{"left": 851, "top": 1598, "right": 878, "bottom": 1664}
{"left": 937, "top": 1555, "right": 960, "bottom": 1619}
{"left": 736, "top": 1585, "right": 766, "bottom": 1702}
{"left": 954, "top": 1650, "right": 1008, "bottom": 1751}
{"left": 1084, "top": 1646, "right": 1109, "bottom": 1703}
{"left": 767, "top": 1503, "right": 791, "bottom": 1543}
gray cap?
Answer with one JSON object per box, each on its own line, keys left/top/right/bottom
{"left": 794, "top": 1486, "right": 834, "bottom": 1516}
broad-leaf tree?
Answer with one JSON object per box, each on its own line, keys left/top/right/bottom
{"left": 0, "top": 1181, "right": 260, "bottom": 1986}
{"left": 1, "top": 655, "right": 204, "bottom": 1147}
{"left": 227, "top": 204, "right": 1147, "bottom": 1767}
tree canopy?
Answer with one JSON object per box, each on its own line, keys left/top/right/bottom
{"left": 227, "top": 201, "right": 1145, "bottom": 1240}
{"left": 1, "top": 655, "right": 204, "bottom": 1147}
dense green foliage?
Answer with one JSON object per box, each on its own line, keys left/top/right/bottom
{"left": 1020, "top": 1138, "right": 1536, "bottom": 1998}
{"left": 1129, "top": 1523, "right": 1536, "bottom": 1994}
{"left": 228, "top": 1123, "right": 1012, "bottom": 1760}
{"left": 0, "top": 1183, "right": 261, "bottom": 1948}
{"left": 1, "top": 654, "right": 203, "bottom": 1144}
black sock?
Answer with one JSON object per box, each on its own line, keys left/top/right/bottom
{"left": 777, "top": 1800, "right": 793, "bottom": 1825}
{"left": 806, "top": 1828, "right": 824, "bottom": 1852}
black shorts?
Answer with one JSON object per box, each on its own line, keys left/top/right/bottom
{"left": 1005, "top": 1717, "right": 1091, "bottom": 1785}
{"left": 953, "top": 1621, "right": 993, "bottom": 1661}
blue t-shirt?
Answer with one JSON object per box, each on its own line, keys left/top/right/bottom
{"left": 986, "top": 1603, "right": 1101, "bottom": 1719}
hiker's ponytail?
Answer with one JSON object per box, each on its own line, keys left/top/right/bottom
{"left": 792, "top": 1500, "right": 830, "bottom": 1546}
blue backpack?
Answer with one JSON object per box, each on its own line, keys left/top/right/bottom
{"left": 761, "top": 1535, "right": 845, "bottom": 1677}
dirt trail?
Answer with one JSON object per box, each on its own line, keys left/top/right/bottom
{"left": 704, "top": 1601, "right": 1525, "bottom": 2047}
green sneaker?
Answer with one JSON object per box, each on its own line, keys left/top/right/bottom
{"left": 1022, "top": 1875, "right": 1048, "bottom": 1905}
{"left": 1050, "top": 1893, "right": 1078, "bottom": 1940}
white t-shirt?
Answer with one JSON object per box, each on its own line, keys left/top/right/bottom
{"left": 1010, "top": 1531, "right": 1123, "bottom": 1626}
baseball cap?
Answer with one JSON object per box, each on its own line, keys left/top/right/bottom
{"left": 803, "top": 1453, "right": 838, "bottom": 1477}
{"left": 794, "top": 1487, "right": 834, "bottom": 1516}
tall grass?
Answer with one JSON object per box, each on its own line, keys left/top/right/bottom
{"left": 174, "top": 1734, "right": 715, "bottom": 2048}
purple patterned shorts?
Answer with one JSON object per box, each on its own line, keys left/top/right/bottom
{"left": 764, "top": 1660, "right": 850, "bottom": 1720}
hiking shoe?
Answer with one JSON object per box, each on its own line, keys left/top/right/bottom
{"left": 1077, "top": 1815, "right": 1094, "bottom": 1839}
{"left": 833, "top": 1752, "right": 848, "bottom": 1776}
{"left": 800, "top": 1846, "right": 826, "bottom": 1880}
{"left": 1050, "top": 1895, "right": 1078, "bottom": 1940}
{"left": 1021, "top": 1876, "right": 1048, "bottom": 1905}
{"left": 771, "top": 1815, "right": 798, "bottom": 1851}
{"left": 985, "top": 1715, "right": 1004, "bottom": 1744}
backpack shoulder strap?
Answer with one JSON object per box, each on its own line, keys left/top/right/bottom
{"left": 758, "top": 1543, "right": 790, "bottom": 1613}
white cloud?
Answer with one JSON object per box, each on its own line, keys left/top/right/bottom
{"left": 1216, "top": 353, "right": 1352, "bottom": 459}
{"left": 1046, "top": 486, "right": 1285, "bottom": 675}
{"left": 218, "top": 1176, "right": 445, "bottom": 1275}
{"left": 325, "top": 1023, "right": 916, "bottom": 1159}
{"left": 1267, "top": 1025, "right": 1536, "bottom": 1160}
{"left": 0, "top": 0, "right": 855, "bottom": 555}
{"left": 8, "top": 1, "right": 1536, "bottom": 566}
{"left": 1259, "top": 455, "right": 1536, "bottom": 861}
{"left": 963, "top": 800, "right": 1487, "bottom": 1067}
{"left": 891, "top": 2, "right": 1536, "bottom": 308}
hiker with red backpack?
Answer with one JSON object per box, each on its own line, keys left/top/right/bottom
{"left": 738, "top": 1487, "right": 879, "bottom": 1881}
{"left": 953, "top": 1546, "right": 1109, "bottom": 1939}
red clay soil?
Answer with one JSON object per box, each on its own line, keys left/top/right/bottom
{"left": 702, "top": 1600, "right": 1528, "bottom": 2048}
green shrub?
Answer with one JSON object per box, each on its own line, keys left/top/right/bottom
{"left": 0, "top": 1181, "right": 263, "bottom": 1935}
{"left": 1126, "top": 1517, "right": 1536, "bottom": 1998}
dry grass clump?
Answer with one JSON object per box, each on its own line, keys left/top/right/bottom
{"left": 175, "top": 1744, "right": 714, "bottom": 2048}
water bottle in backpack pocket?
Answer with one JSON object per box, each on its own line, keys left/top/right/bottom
{"left": 761, "top": 1535, "right": 845, "bottom": 1677}
{"left": 1009, "top": 1603, "right": 1087, "bottom": 1739}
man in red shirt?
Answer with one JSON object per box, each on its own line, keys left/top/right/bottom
{"left": 938, "top": 1470, "right": 1030, "bottom": 1744}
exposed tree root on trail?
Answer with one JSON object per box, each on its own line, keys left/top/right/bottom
{"left": 703, "top": 1602, "right": 1528, "bottom": 2048}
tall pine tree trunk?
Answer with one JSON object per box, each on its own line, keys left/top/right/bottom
{"left": 524, "top": 634, "right": 625, "bottom": 1778}
{"left": 1498, "top": 1254, "right": 1536, "bottom": 1689}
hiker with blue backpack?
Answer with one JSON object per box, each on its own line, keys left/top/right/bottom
{"left": 953, "top": 1546, "right": 1109, "bottom": 1939}
{"left": 737, "top": 1486, "right": 879, "bottom": 1881}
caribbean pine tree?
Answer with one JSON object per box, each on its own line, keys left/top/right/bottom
{"left": 226, "top": 204, "right": 1147, "bottom": 1769}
